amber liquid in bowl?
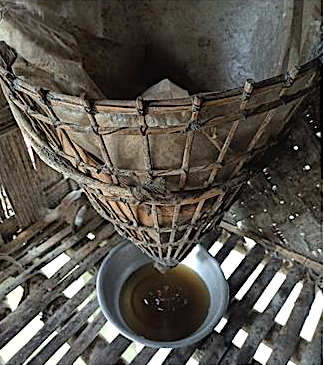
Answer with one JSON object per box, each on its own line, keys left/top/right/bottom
{"left": 119, "top": 264, "right": 210, "bottom": 341}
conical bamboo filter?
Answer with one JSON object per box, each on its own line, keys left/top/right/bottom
{"left": 0, "top": 55, "right": 320, "bottom": 270}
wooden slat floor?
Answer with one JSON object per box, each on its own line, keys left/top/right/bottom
{"left": 0, "top": 213, "right": 322, "bottom": 365}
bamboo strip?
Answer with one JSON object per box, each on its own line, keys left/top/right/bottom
{"left": 237, "top": 264, "right": 304, "bottom": 364}
{"left": 82, "top": 97, "right": 119, "bottom": 185}
{"left": 266, "top": 278, "right": 315, "bottom": 365}
{"left": 91, "top": 335, "right": 132, "bottom": 365}
{"left": 227, "top": 245, "right": 266, "bottom": 299}
{"left": 27, "top": 299, "right": 99, "bottom": 365}
{"left": 191, "top": 199, "right": 205, "bottom": 224}
{"left": 198, "top": 245, "right": 267, "bottom": 364}
{"left": 0, "top": 223, "right": 72, "bottom": 284}
{"left": 129, "top": 347, "right": 158, "bottom": 365}
{"left": 231, "top": 66, "right": 304, "bottom": 177}
{"left": 207, "top": 119, "right": 240, "bottom": 185}
{"left": 56, "top": 312, "right": 107, "bottom": 365}
{"left": 197, "top": 332, "right": 228, "bottom": 365}
{"left": 7, "top": 104, "right": 133, "bottom": 199}
{"left": 92, "top": 184, "right": 223, "bottom": 207}
{"left": 0, "top": 216, "right": 102, "bottom": 301}
{"left": 200, "top": 128, "right": 223, "bottom": 153}
{"left": 8, "top": 277, "right": 97, "bottom": 365}
{"left": 169, "top": 205, "right": 180, "bottom": 243}
{"left": 60, "top": 129, "right": 84, "bottom": 166}
{"left": 104, "top": 200, "right": 135, "bottom": 238}
{"left": 0, "top": 230, "right": 120, "bottom": 349}
{"left": 299, "top": 315, "right": 322, "bottom": 365}
{"left": 162, "top": 343, "right": 199, "bottom": 365}
{"left": 173, "top": 238, "right": 186, "bottom": 259}
{"left": 151, "top": 203, "right": 161, "bottom": 251}
{"left": 7, "top": 79, "right": 320, "bottom": 144}
{"left": 179, "top": 96, "right": 202, "bottom": 188}
{"left": 214, "top": 234, "right": 239, "bottom": 263}
{"left": 46, "top": 228, "right": 118, "bottom": 292}
{"left": 0, "top": 219, "right": 55, "bottom": 256}
{"left": 179, "top": 130, "right": 194, "bottom": 189}
{"left": 178, "top": 199, "right": 206, "bottom": 249}
{"left": 125, "top": 203, "right": 147, "bottom": 242}
{"left": 221, "top": 257, "right": 283, "bottom": 345}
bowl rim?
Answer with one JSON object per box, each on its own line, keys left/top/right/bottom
{"left": 96, "top": 240, "right": 229, "bottom": 348}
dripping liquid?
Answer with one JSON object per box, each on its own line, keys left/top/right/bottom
{"left": 119, "top": 263, "right": 210, "bottom": 341}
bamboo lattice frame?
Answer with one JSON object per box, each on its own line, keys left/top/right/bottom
{"left": 0, "top": 57, "right": 321, "bottom": 267}
{"left": 0, "top": 216, "right": 321, "bottom": 365}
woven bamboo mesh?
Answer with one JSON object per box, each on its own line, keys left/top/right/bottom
{"left": 0, "top": 58, "right": 321, "bottom": 269}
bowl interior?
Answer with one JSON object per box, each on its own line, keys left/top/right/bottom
{"left": 96, "top": 241, "right": 228, "bottom": 348}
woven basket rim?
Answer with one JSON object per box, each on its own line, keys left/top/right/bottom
{"left": 0, "top": 57, "right": 319, "bottom": 117}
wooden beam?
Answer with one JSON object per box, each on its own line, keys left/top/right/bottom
{"left": 219, "top": 220, "right": 323, "bottom": 272}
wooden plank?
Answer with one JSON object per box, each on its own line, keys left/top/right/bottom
{"left": 237, "top": 264, "right": 304, "bottom": 364}
{"left": 12, "top": 221, "right": 65, "bottom": 261}
{"left": 46, "top": 226, "right": 117, "bottom": 292}
{"left": 90, "top": 334, "right": 132, "bottom": 365}
{"left": 227, "top": 245, "right": 266, "bottom": 299}
{"left": 221, "top": 257, "right": 283, "bottom": 346}
{"left": 199, "top": 226, "right": 223, "bottom": 252}
{"left": 217, "top": 345, "right": 263, "bottom": 365}
{"left": 0, "top": 224, "right": 72, "bottom": 284}
{"left": 56, "top": 311, "right": 107, "bottom": 365}
{"left": 0, "top": 229, "right": 118, "bottom": 349}
{"left": 299, "top": 1, "right": 322, "bottom": 64}
{"left": 195, "top": 245, "right": 266, "bottom": 364}
{"left": 201, "top": 257, "right": 282, "bottom": 365}
{"left": 214, "top": 234, "right": 239, "bottom": 264}
{"left": 27, "top": 299, "right": 99, "bottom": 365}
{"left": 162, "top": 342, "right": 200, "bottom": 365}
{"left": 299, "top": 315, "right": 322, "bottom": 365}
{"left": 217, "top": 346, "right": 241, "bottom": 365}
{"left": 198, "top": 334, "right": 264, "bottom": 365}
{"left": 266, "top": 278, "right": 315, "bottom": 365}
{"left": 196, "top": 332, "right": 228, "bottom": 365}
{"left": 220, "top": 220, "right": 323, "bottom": 272}
{"left": 0, "top": 219, "right": 51, "bottom": 256}
{"left": 7, "top": 277, "right": 96, "bottom": 365}
{"left": 0, "top": 217, "right": 102, "bottom": 300}
{"left": 240, "top": 305, "right": 311, "bottom": 364}
{"left": 65, "top": 223, "right": 115, "bottom": 260}
{"left": 286, "top": 0, "right": 304, "bottom": 69}
{"left": 129, "top": 347, "right": 159, "bottom": 365}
